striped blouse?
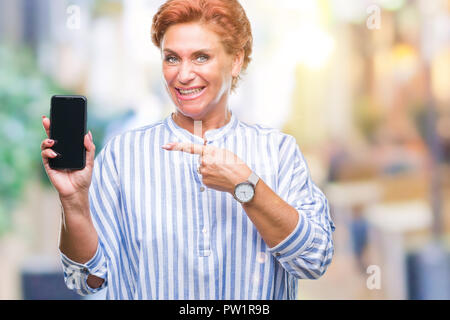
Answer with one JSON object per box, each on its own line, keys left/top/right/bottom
{"left": 60, "top": 110, "right": 335, "bottom": 299}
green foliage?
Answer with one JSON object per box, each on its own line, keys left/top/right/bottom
{"left": 0, "top": 43, "right": 71, "bottom": 236}
{"left": 0, "top": 42, "right": 123, "bottom": 237}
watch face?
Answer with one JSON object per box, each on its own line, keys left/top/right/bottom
{"left": 235, "top": 183, "right": 254, "bottom": 203}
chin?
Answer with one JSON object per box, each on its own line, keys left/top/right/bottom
{"left": 174, "top": 98, "right": 212, "bottom": 119}
{"left": 175, "top": 105, "right": 209, "bottom": 120}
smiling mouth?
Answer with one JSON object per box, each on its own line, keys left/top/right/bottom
{"left": 175, "top": 86, "right": 206, "bottom": 98}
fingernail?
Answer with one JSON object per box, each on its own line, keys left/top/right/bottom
{"left": 88, "top": 130, "right": 93, "bottom": 142}
{"left": 161, "top": 143, "right": 174, "bottom": 149}
{"left": 51, "top": 151, "right": 61, "bottom": 157}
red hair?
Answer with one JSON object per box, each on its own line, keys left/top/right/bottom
{"left": 151, "top": 0, "right": 253, "bottom": 91}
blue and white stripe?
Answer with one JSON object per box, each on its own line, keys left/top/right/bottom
{"left": 60, "top": 111, "right": 335, "bottom": 299}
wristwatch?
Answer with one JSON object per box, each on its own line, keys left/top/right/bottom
{"left": 233, "top": 171, "right": 259, "bottom": 203}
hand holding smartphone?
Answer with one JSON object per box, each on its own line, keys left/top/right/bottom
{"left": 41, "top": 95, "right": 96, "bottom": 200}
{"left": 49, "top": 95, "right": 87, "bottom": 170}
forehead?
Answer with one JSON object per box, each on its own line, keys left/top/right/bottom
{"left": 161, "top": 22, "right": 222, "bottom": 54}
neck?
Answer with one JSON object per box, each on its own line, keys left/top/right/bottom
{"left": 172, "top": 107, "right": 232, "bottom": 139}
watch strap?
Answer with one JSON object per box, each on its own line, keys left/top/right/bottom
{"left": 247, "top": 171, "right": 259, "bottom": 187}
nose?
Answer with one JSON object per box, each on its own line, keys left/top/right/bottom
{"left": 177, "top": 61, "right": 195, "bottom": 84}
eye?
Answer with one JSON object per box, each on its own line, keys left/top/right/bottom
{"left": 164, "top": 55, "right": 179, "bottom": 64}
{"left": 195, "top": 55, "right": 209, "bottom": 63}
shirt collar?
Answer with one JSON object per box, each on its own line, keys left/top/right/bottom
{"left": 164, "top": 110, "right": 238, "bottom": 144}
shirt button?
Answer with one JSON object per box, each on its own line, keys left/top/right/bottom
{"left": 275, "top": 252, "right": 281, "bottom": 257}
{"left": 200, "top": 186, "right": 205, "bottom": 192}
{"left": 202, "top": 228, "right": 208, "bottom": 234}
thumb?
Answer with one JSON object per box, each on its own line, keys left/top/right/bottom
{"left": 84, "top": 131, "right": 96, "bottom": 168}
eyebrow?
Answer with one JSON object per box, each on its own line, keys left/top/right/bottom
{"left": 163, "top": 48, "right": 213, "bottom": 56}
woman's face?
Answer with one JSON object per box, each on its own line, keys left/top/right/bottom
{"left": 161, "top": 22, "right": 242, "bottom": 120}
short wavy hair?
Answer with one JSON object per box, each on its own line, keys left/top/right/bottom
{"left": 151, "top": 0, "right": 253, "bottom": 91}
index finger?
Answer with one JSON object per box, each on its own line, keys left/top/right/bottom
{"left": 171, "top": 142, "right": 204, "bottom": 155}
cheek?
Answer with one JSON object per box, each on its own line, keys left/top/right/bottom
{"left": 217, "top": 59, "right": 234, "bottom": 85}
{"left": 162, "top": 67, "right": 177, "bottom": 83}
{"left": 203, "top": 63, "right": 231, "bottom": 88}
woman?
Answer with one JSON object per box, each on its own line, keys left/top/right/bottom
{"left": 41, "top": 0, "right": 335, "bottom": 299}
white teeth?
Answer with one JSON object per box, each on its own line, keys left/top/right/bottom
{"left": 178, "top": 87, "right": 204, "bottom": 95}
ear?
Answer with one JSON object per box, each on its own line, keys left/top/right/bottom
{"left": 231, "top": 49, "right": 245, "bottom": 78}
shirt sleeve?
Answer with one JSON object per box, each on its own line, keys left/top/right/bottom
{"left": 60, "top": 136, "right": 122, "bottom": 295}
{"left": 267, "top": 134, "right": 336, "bottom": 279}
{"left": 60, "top": 241, "right": 108, "bottom": 295}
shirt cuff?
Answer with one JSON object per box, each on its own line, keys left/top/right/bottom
{"left": 60, "top": 243, "right": 107, "bottom": 293}
{"left": 267, "top": 210, "right": 315, "bottom": 262}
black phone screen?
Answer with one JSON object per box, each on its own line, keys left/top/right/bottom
{"left": 49, "top": 95, "right": 87, "bottom": 170}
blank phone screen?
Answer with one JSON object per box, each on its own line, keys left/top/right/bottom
{"left": 49, "top": 95, "right": 87, "bottom": 170}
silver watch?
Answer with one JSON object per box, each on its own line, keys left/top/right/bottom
{"left": 233, "top": 171, "right": 259, "bottom": 203}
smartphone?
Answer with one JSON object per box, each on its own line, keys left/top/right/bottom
{"left": 49, "top": 95, "right": 87, "bottom": 170}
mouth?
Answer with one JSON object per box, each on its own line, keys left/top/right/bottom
{"left": 174, "top": 86, "right": 206, "bottom": 101}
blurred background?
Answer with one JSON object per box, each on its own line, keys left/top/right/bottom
{"left": 0, "top": 0, "right": 449, "bottom": 300}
